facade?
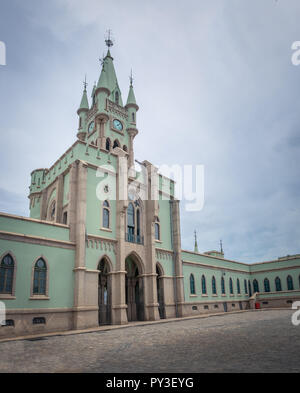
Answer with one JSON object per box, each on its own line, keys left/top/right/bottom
{"left": 1, "top": 42, "right": 300, "bottom": 339}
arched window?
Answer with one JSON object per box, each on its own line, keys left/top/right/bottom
{"left": 248, "top": 280, "right": 252, "bottom": 296}
{"left": 221, "top": 276, "right": 225, "bottom": 294}
{"left": 237, "top": 278, "right": 241, "bottom": 294}
{"left": 115, "top": 91, "right": 119, "bottom": 105}
{"left": 154, "top": 217, "right": 160, "bottom": 241}
{"left": 229, "top": 278, "right": 233, "bottom": 294}
{"left": 50, "top": 200, "right": 56, "bottom": 221}
{"left": 190, "top": 274, "right": 195, "bottom": 295}
{"left": 287, "top": 275, "right": 294, "bottom": 291}
{"left": 0, "top": 254, "right": 14, "bottom": 294}
{"left": 212, "top": 276, "right": 217, "bottom": 295}
{"left": 127, "top": 203, "right": 135, "bottom": 241}
{"left": 132, "top": 112, "right": 135, "bottom": 122}
{"left": 113, "top": 140, "right": 120, "bottom": 149}
{"left": 253, "top": 279, "right": 259, "bottom": 293}
{"left": 264, "top": 278, "right": 270, "bottom": 292}
{"left": 244, "top": 279, "right": 248, "bottom": 294}
{"left": 201, "top": 275, "right": 207, "bottom": 294}
{"left": 106, "top": 138, "right": 111, "bottom": 151}
{"left": 275, "top": 277, "right": 282, "bottom": 292}
{"left": 102, "top": 200, "right": 110, "bottom": 229}
{"left": 79, "top": 117, "right": 82, "bottom": 129}
{"left": 123, "top": 145, "right": 128, "bottom": 152}
{"left": 33, "top": 258, "right": 47, "bottom": 295}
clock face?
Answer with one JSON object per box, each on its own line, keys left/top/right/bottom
{"left": 113, "top": 119, "right": 123, "bottom": 131}
{"left": 88, "top": 121, "right": 95, "bottom": 133}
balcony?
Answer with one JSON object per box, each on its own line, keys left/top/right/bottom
{"left": 125, "top": 232, "right": 144, "bottom": 245}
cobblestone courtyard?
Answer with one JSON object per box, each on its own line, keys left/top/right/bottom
{"left": 0, "top": 309, "right": 299, "bottom": 373}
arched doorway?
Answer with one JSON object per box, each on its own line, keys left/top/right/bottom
{"left": 98, "top": 258, "right": 112, "bottom": 325}
{"left": 156, "top": 264, "right": 165, "bottom": 319}
{"left": 125, "top": 254, "right": 144, "bottom": 322}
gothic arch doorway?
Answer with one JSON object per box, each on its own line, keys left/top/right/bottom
{"left": 125, "top": 254, "right": 144, "bottom": 322}
{"left": 98, "top": 257, "right": 112, "bottom": 325}
{"left": 156, "top": 264, "right": 165, "bottom": 319}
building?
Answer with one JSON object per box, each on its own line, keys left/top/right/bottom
{"left": 1, "top": 40, "right": 300, "bottom": 339}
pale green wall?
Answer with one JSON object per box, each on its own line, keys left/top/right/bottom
{"left": 0, "top": 239, "right": 74, "bottom": 309}
{"left": 157, "top": 198, "right": 172, "bottom": 251}
{"left": 85, "top": 246, "right": 116, "bottom": 271}
{"left": 30, "top": 196, "right": 41, "bottom": 219}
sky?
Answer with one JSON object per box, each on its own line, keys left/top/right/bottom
{"left": 0, "top": 0, "right": 299, "bottom": 263}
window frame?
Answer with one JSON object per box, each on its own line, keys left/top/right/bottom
{"left": 30, "top": 256, "right": 49, "bottom": 299}
{"left": 0, "top": 252, "right": 17, "bottom": 299}
{"left": 101, "top": 200, "right": 111, "bottom": 231}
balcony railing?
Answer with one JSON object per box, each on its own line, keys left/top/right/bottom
{"left": 125, "top": 233, "right": 144, "bottom": 245}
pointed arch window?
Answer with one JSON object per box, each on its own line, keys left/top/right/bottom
{"left": 190, "top": 274, "right": 196, "bottom": 295}
{"left": 127, "top": 202, "right": 135, "bottom": 242}
{"left": 229, "top": 278, "right": 234, "bottom": 294}
{"left": 212, "top": 276, "right": 217, "bottom": 295}
{"left": 275, "top": 277, "right": 282, "bottom": 292}
{"left": 237, "top": 278, "right": 241, "bottom": 294}
{"left": 33, "top": 258, "right": 47, "bottom": 295}
{"left": 123, "top": 145, "right": 128, "bottom": 152}
{"left": 248, "top": 280, "right": 252, "bottom": 296}
{"left": 244, "top": 279, "right": 248, "bottom": 294}
{"left": 264, "top": 278, "right": 270, "bottom": 292}
{"left": 155, "top": 217, "right": 160, "bottom": 241}
{"left": 106, "top": 138, "right": 111, "bottom": 151}
{"left": 201, "top": 275, "right": 207, "bottom": 295}
{"left": 113, "top": 140, "right": 120, "bottom": 149}
{"left": 221, "top": 276, "right": 225, "bottom": 294}
{"left": 0, "top": 254, "right": 14, "bottom": 294}
{"left": 102, "top": 200, "right": 110, "bottom": 229}
{"left": 253, "top": 279, "right": 259, "bottom": 293}
{"left": 132, "top": 112, "right": 135, "bottom": 122}
{"left": 287, "top": 275, "right": 294, "bottom": 291}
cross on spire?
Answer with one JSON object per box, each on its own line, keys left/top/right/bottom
{"left": 220, "top": 239, "right": 224, "bottom": 254}
{"left": 99, "top": 53, "right": 105, "bottom": 69}
{"left": 105, "top": 29, "right": 114, "bottom": 48}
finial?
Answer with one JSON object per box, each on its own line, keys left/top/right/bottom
{"left": 130, "top": 69, "right": 134, "bottom": 87}
{"left": 105, "top": 29, "right": 114, "bottom": 48}
{"left": 194, "top": 230, "right": 199, "bottom": 253}
{"left": 83, "top": 75, "right": 88, "bottom": 91}
{"left": 220, "top": 239, "right": 223, "bottom": 254}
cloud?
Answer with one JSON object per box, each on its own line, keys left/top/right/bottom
{"left": 0, "top": 0, "right": 299, "bottom": 262}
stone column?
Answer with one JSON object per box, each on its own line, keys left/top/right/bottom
{"left": 127, "top": 128, "right": 138, "bottom": 173}
{"left": 171, "top": 199, "right": 184, "bottom": 317}
{"left": 111, "top": 151, "right": 129, "bottom": 325}
{"left": 143, "top": 161, "right": 160, "bottom": 321}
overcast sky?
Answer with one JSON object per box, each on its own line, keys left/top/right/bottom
{"left": 0, "top": 0, "right": 299, "bottom": 263}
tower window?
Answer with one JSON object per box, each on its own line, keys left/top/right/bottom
{"left": 115, "top": 91, "right": 119, "bottom": 105}
{"left": 63, "top": 212, "right": 68, "bottom": 225}
{"left": 113, "top": 140, "right": 120, "bottom": 149}
{"left": 106, "top": 138, "right": 111, "bottom": 151}
{"left": 132, "top": 112, "right": 135, "bottom": 122}
{"left": 102, "top": 200, "right": 110, "bottom": 229}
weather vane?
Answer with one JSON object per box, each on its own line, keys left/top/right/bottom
{"left": 105, "top": 29, "right": 114, "bottom": 48}
{"left": 83, "top": 75, "right": 88, "bottom": 91}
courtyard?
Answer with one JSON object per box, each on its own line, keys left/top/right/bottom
{"left": 0, "top": 309, "right": 299, "bottom": 373}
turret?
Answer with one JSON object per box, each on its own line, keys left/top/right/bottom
{"left": 125, "top": 71, "right": 139, "bottom": 125}
{"left": 77, "top": 77, "right": 89, "bottom": 141}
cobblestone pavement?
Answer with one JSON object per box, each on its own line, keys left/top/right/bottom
{"left": 0, "top": 309, "right": 299, "bottom": 373}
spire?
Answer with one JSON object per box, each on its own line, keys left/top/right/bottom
{"left": 77, "top": 76, "right": 89, "bottom": 112}
{"left": 126, "top": 70, "right": 138, "bottom": 109}
{"left": 194, "top": 230, "right": 199, "bottom": 253}
{"left": 91, "top": 81, "right": 96, "bottom": 98}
